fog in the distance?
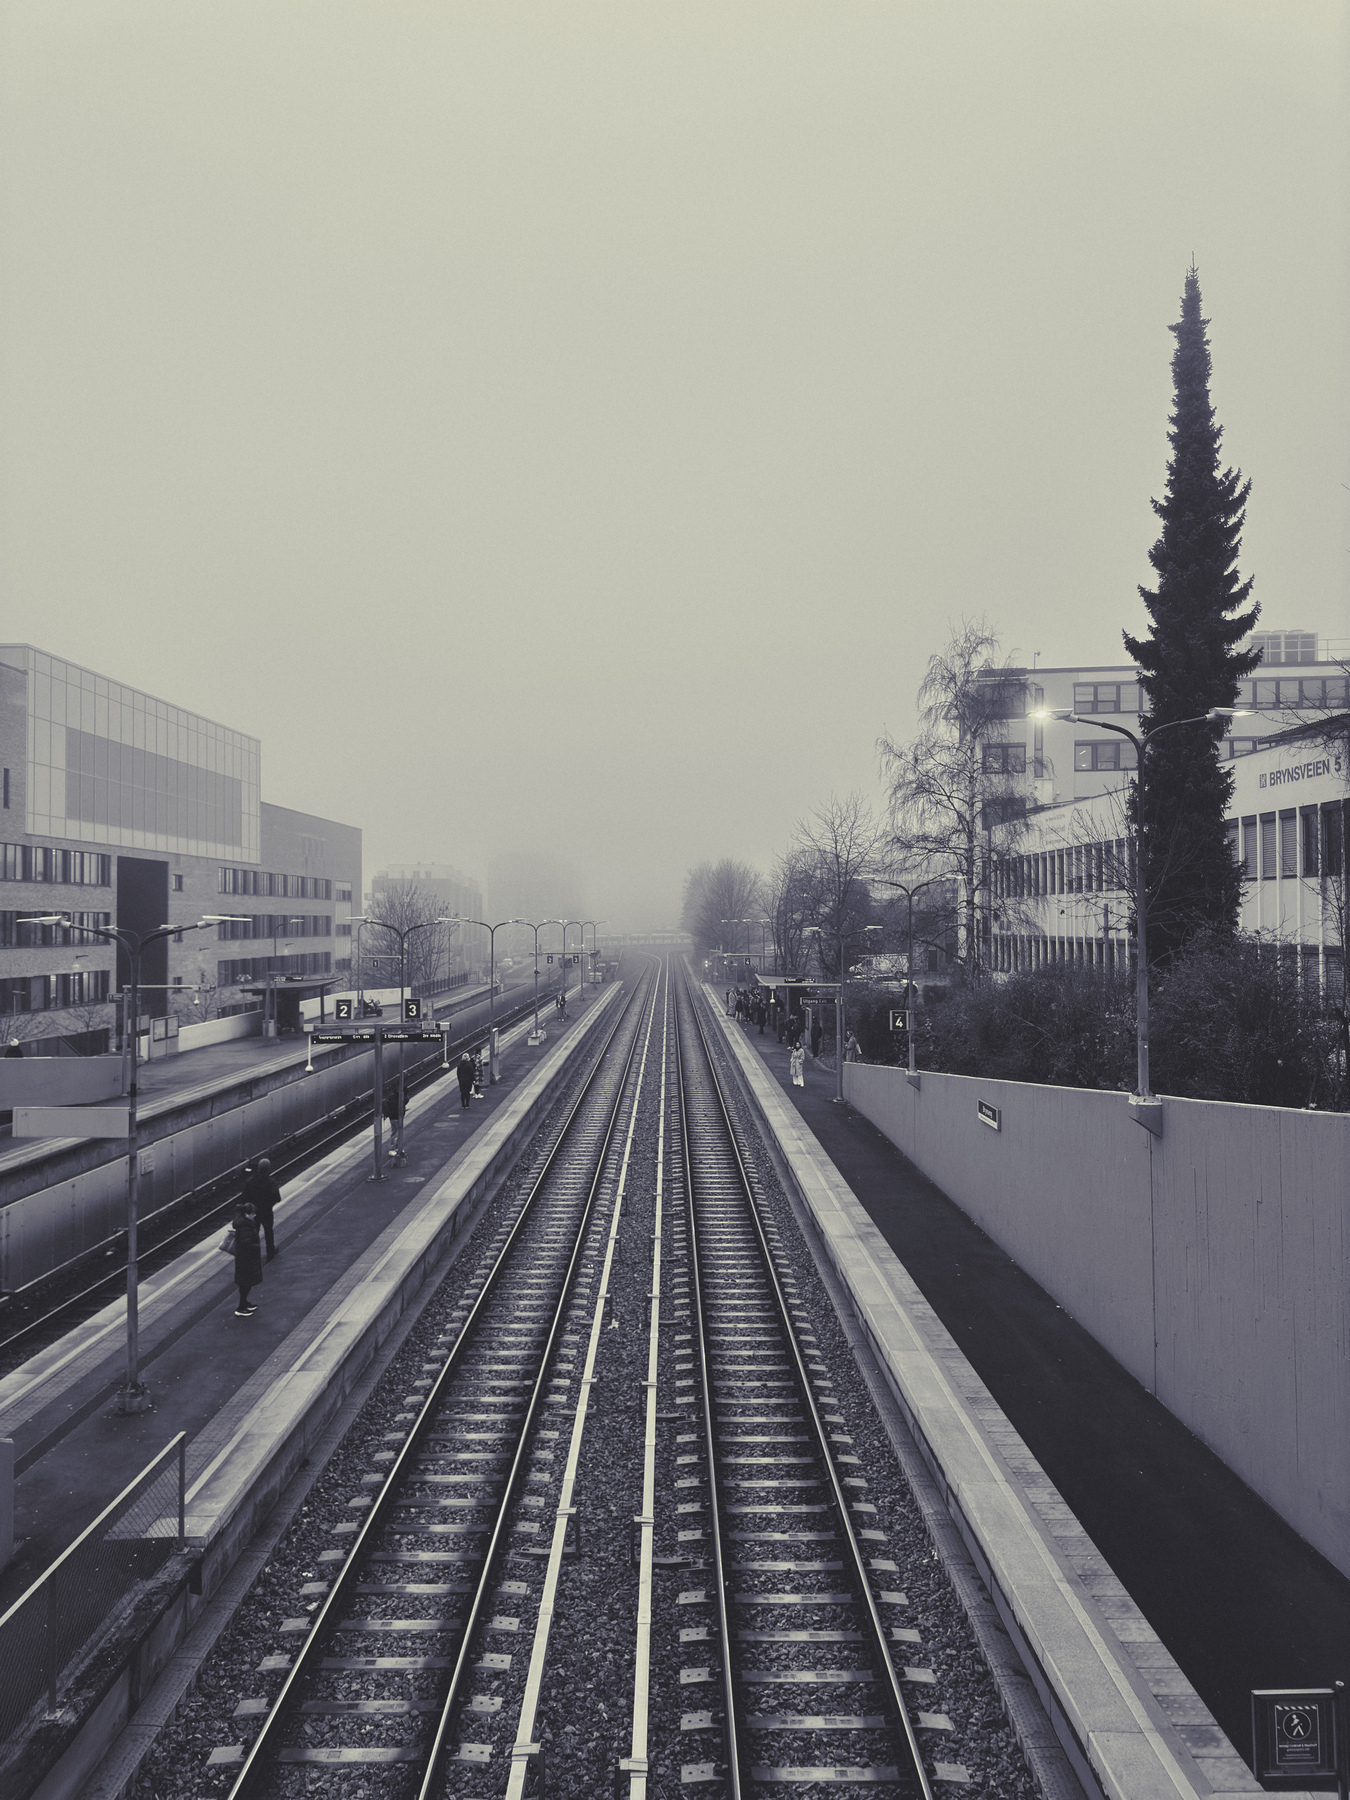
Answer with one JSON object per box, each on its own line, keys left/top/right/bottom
{"left": 2, "top": 3, "right": 1343, "bottom": 926}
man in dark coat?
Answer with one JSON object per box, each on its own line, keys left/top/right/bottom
{"left": 810, "top": 1013, "right": 822, "bottom": 1059}
{"left": 384, "top": 1083, "right": 405, "bottom": 1162}
{"left": 243, "top": 1156, "right": 281, "bottom": 1258}
{"left": 456, "top": 1050, "right": 475, "bottom": 1110}
{"left": 232, "top": 1199, "right": 263, "bottom": 1315}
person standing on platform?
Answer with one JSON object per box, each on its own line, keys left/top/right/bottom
{"left": 845, "top": 1030, "right": 861, "bottom": 1064}
{"left": 384, "top": 1083, "right": 406, "bottom": 1161}
{"left": 789, "top": 1043, "right": 805, "bottom": 1087}
{"left": 5, "top": 1038, "right": 22, "bottom": 1057}
{"left": 456, "top": 1050, "right": 475, "bottom": 1110}
{"left": 232, "top": 1198, "right": 263, "bottom": 1316}
{"left": 244, "top": 1156, "right": 282, "bottom": 1259}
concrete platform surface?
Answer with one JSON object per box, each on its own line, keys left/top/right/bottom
{"left": 703, "top": 990, "right": 1318, "bottom": 1800}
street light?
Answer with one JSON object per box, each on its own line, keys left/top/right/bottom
{"left": 458, "top": 920, "right": 524, "bottom": 1081}
{"left": 559, "top": 920, "right": 583, "bottom": 1011}
{"left": 1032, "top": 703, "right": 1251, "bottom": 1113}
{"left": 873, "top": 875, "right": 944, "bottom": 1082}
{"left": 580, "top": 920, "right": 606, "bottom": 989}
{"left": 364, "top": 915, "right": 452, "bottom": 1160}
{"left": 33, "top": 912, "right": 247, "bottom": 1413}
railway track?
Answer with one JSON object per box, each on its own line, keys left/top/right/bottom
{"left": 117, "top": 954, "right": 1008, "bottom": 1799}
{"left": 0, "top": 982, "right": 562, "bottom": 1372}
{"left": 210, "top": 961, "right": 660, "bottom": 1797}
{"left": 654, "top": 964, "right": 942, "bottom": 1797}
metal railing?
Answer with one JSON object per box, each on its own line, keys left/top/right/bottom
{"left": 0, "top": 1433, "right": 186, "bottom": 1742}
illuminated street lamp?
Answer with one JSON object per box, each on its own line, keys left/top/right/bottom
{"left": 1033, "top": 703, "right": 1251, "bottom": 1116}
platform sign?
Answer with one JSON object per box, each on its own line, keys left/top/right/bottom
{"left": 889, "top": 1010, "right": 906, "bottom": 1032}
{"left": 977, "top": 1099, "right": 1001, "bottom": 1132}
{"left": 1251, "top": 1689, "right": 1345, "bottom": 1791}
{"left": 334, "top": 998, "right": 354, "bottom": 1021}
{"left": 404, "top": 997, "right": 426, "bottom": 1021}
{"left": 312, "top": 1028, "right": 377, "bottom": 1044}
{"left": 382, "top": 1028, "right": 443, "bottom": 1043}
{"left": 547, "top": 954, "right": 554, "bottom": 964}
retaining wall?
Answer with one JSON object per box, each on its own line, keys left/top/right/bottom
{"left": 843, "top": 1063, "right": 1350, "bottom": 1580}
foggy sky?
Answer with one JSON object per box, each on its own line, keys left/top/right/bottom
{"left": 2, "top": 2, "right": 1345, "bottom": 929}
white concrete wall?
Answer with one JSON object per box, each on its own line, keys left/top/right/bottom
{"left": 844, "top": 1063, "right": 1350, "bottom": 1580}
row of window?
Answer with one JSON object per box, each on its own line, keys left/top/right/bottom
{"left": 0, "top": 969, "right": 112, "bottom": 1013}
{"left": 214, "top": 915, "right": 332, "bottom": 941}
{"left": 216, "top": 952, "right": 333, "bottom": 985}
{"left": 994, "top": 933, "right": 1132, "bottom": 973}
{"left": 218, "top": 868, "right": 334, "bottom": 900}
{"left": 1228, "top": 803, "right": 1345, "bottom": 881}
{"left": 0, "top": 910, "right": 112, "bottom": 948}
{"left": 1243, "top": 676, "right": 1347, "bottom": 711}
{"left": 1075, "top": 740, "right": 1137, "bottom": 772}
{"left": 995, "top": 839, "right": 1131, "bottom": 902}
{"left": 1072, "top": 682, "right": 1142, "bottom": 715}
{"left": 0, "top": 844, "right": 112, "bottom": 886}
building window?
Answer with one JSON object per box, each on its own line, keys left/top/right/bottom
{"left": 172, "top": 873, "right": 184, "bottom": 891}
{"left": 1072, "top": 682, "right": 1141, "bottom": 715}
{"left": 335, "top": 885, "right": 352, "bottom": 903}
{"left": 1260, "top": 815, "right": 1276, "bottom": 879}
{"left": 1279, "top": 811, "right": 1297, "bottom": 878}
{"left": 1323, "top": 803, "right": 1345, "bottom": 879}
{"left": 1225, "top": 821, "right": 1239, "bottom": 866}
{"left": 982, "top": 743, "right": 1026, "bottom": 774}
{"left": 1074, "top": 740, "right": 1138, "bottom": 772}
{"left": 1301, "top": 809, "right": 1319, "bottom": 879}
{"left": 1240, "top": 817, "right": 1257, "bottom": 880}
{"left": 1248, "top": 631, "right": 1318, "bottom": 667}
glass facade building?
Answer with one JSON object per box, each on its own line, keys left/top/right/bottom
{"left": 0, "top": 645, "right": 260, "bottom": 861}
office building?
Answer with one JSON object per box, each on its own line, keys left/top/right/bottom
{"left": 988, "top": 722, "right": 1347, "bottom": 992}
{"left": 0, "top": 645, "right": 360, "bottom": 1052}
{"left": 976, "top": 630, "right": 1348, "bottom": 811}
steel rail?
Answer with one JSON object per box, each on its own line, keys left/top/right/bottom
{"left": 675, "top": 973, "right": 745, "bottom": 1800}
{"left": 505, "top": 954, "right": 667, "bottom": 1800}
{"left": 0, "top": 981, "right": 557, "bottom": 1357}
{"left": 624, "top": 958, "right": 672, "bottom": 1799}
{"left": 677, "top": 961, "right": 937, "bottom": 1800}
{"left": 223, "top": 968, "right": 650, "bottom": 1800}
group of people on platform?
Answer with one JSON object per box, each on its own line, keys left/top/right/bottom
{"left": 724, "top": 985, "right": 861, "bottom": 1089}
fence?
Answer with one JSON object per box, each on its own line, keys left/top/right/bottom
{"left": 0, "top": 1433, "right": 185, "bottom": 1743}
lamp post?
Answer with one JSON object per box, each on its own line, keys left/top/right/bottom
{"left": 1033, "top": 703, "right": 1250, "bottom": 1109}
{"left": 874, "top": 875, "right": 943, "bottom": 1080}
{"left": 559, "top": 920, "right": 583, "bottom": 1011}
{"left": 524, "top": 919, "right": 556, "bottom": 1041}
{"left": 371, "top": 915, "right": 452, "bottom": 1159}
{"left": 35, "top": 912, "right": 247, "bottom": 1413}
{"left": 459, "top": 920, "right": 523, "bottom": 1081}
{"left": 580, "top": 920, "right": 606, "bottom": 990}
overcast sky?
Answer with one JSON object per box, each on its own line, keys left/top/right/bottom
{"left": 2, "top": 2, "right": 1345, "bottom": 928}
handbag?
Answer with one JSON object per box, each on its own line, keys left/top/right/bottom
{"left": 219, "top": 1228, "right": 236, "bottom": 1255}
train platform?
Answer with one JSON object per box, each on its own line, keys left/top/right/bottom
{"left": 707, "top": 995, "right": 1346, "bottom": 1798}
{"left": 0, "top": 972, "right": 539, "bottom": 1176}
{"left": 0, "top": 980, "right": 621, "bottom": 1619}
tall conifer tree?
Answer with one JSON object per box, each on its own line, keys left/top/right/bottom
{"left": 1123, "top": 266, "right": 1260, "bottom": 962}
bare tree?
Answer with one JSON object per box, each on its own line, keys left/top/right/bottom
{"left": 681, "top": 859, "right": 766, "bottom": 964}
{"left": 767, "top": 847, "right": 816, "bottom": 977}
{"left": 879, "top": 619, "right": 1032, "bottom": 979}
{"left": 792, "top": 792, "right": 884, "bottom": 980}
{"left": 364, "top": 882, "right": 454, "bottom": 995}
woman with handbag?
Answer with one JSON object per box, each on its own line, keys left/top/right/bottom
{"left": 231, "top": 1199, "right": 263, "bottom": 1317}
